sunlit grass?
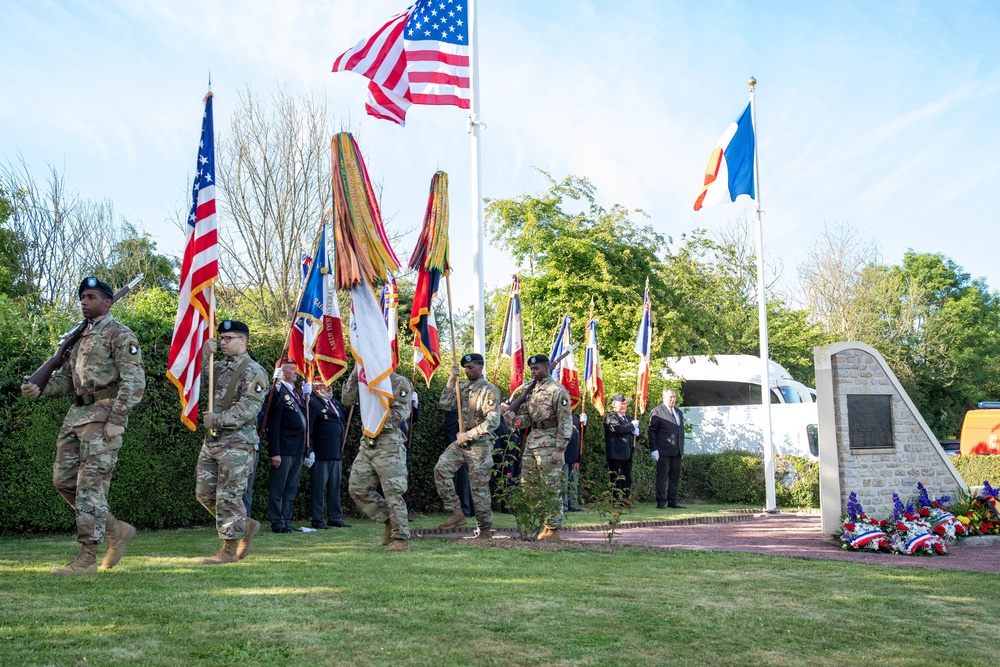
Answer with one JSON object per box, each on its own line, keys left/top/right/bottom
{"left": 2, "top": 509, "right": 1000, "bottom": 666}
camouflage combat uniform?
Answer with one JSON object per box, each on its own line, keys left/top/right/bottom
{"left": 435, "top": 377, "right": 501, "bottom": 530}
{"left": 44, "top": 313, "right": 145, "bottom": 544}
{"left": 194, "top": 352, "right": 268, "bottom": 540}
{"left": 504, "top": 376, "right": 573, "bottom": 530}
{"left": 343, "top": 371, "right": 413, "bottom": 540}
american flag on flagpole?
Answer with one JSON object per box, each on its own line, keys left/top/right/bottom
{"left": 332, "top": 0, "right": 471, "bottom": 125}
{"left": 167, "top": 92, "right": 219, "bottom": 431}
{"left": 634, "top": 278, "right": 653, "bottom": 415}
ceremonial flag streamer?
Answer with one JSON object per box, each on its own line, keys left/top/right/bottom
{"left": 330, "top": 133, "right": 401, "bottom": 290}
{"left": 329, "top": 132, "right": 400, "bottom": 436}
{"left": 549, "top": 313, "right": 581, "bottom": 411}
{"left": 167, "top": 92, "right": 220, "bottom": 431}
{"left": 380, "top": 275, "right": 400, "bottom": 371}
{"left": 497, "top": 275, "right": 525, "bottom": 395}
{"left": 693, "top": 103, "right": 755, "bottom": 211}
{"left": 584, "top": 309, "right": 606, "bottom": 416}
{"left": 332, "top": 0, "right": 471, "bottom": 125}
{"left": 408, "top": 171, "right": 449, "bottom": 386}
{"left": 289, "top": 223, "right": 348, "bottom": 384}
{"left": 634, "top": 279, "right": 653, "bottom": 414}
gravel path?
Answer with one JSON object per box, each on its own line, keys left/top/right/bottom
{"left": 563, "top": 514, "right": 1000, "bottom": 574}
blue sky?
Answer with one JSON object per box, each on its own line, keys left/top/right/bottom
{"left": 2, "top": 1, "right": 999, "bottom": 310}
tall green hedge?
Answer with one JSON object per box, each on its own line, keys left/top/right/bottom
{"left": 950, "top": 455, "right": 1000, "bottom": 490}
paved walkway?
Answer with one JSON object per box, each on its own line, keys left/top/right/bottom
{"left": 563, "top": 514, "right": 1000, "bottom": 574}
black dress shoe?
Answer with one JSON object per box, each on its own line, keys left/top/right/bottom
{"left": 272, "top": 526, "right": 292, "bottom": 533}
{"left": 327, "top": 519, "right": 352, "bottom": 528}
{"left": 312, "top": 523, "right": 332, "bottom": 529}
{"left": 668, "top": 503, "right": 686, "bottom": 509}
{"left": 656, "top": 504, "right": 667, "bottom": 509}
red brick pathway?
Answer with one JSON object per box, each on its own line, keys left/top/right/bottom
{"left": 564, "top": 514, "right": 1000, "bottom": 574}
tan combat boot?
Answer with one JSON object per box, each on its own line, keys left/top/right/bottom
{"left": 385, "top": 539, "right": 410, "bottom": 553}
{"left": 438, "top": 508, "right": 468, "bottom": 529}
{"left": 237, "top": 519, "right": 261, "bottom": 560}
{"left": 537, "top": 527, "right": 562, "bottom": 541}
{"left": 382, "top": 520, "right": 394, "bottom": 546}
{"left": 473, "top": 527, "right": 493, "bottom": 541}
{"left": 202, "top": 540, "right": 239, "bottom": 565}
{"left": 52, "top": 543, "right": 99, "bottom": 576}
{"left": 102, "top": 518, "right": 136, "bottom": 569}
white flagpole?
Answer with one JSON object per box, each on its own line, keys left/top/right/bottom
{"left": 750, "top": 76, "right": 777, "bottom": 513}
{"left": 467, "top": 0, "right": 486, "bottom": 355}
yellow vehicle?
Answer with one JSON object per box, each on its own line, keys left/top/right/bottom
{"left": 959, "top": 403, "right": 1000, "bottom": 455}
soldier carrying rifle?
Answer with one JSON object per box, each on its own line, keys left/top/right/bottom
{"left": 21, "top": 276, "right": 146, "bottom": 576}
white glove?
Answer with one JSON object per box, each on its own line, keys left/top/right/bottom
{"left": 579, "top": 413, "right": 588, "bottom": 426}
{"left": 631, "top": 419, "right": 640, "bottom": 427}
{"left": 272, "top": 367, "right": 282, "bottom": 381}
{"left": 302, "top": 382, "right": 312, "bottom": 395}
{"left": 411, "top": 392, "right": 419, "bottom": 408}
{"left": 632, "top": 425, "right": 640, "bottom": 436}
{"left": 651, "top": 450, "right": 660, "bottom": 462}
{"left": 304, "top": 451, "right": 315, "bottom": 469}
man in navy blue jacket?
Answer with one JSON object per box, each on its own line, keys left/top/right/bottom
{"left": 308, "top": 381, "right": 351, "bottom": 529}
{"left": 265, "top": 359, "right": 307, "bottom": 533}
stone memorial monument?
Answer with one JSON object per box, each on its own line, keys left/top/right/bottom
{"left": 814, "top": 341, "right": 967, "bottom": 535}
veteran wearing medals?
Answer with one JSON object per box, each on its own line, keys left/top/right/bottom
{"left": 265, "top": 358, "right": 308, "bottom": 534}
{"left": 195, "top": 320, "right": 269, "bottom": 564}
{"left": 501, "top": 353, "right": 573, "bottom": 540}
{"left": 342, "top": 366, "right": 414, "bottom": 552}
{"left": 21, "top": 277, "right": 146, "bottom": 575}
{"left": 434, "top": 353, "right": 502, "bottom": 537}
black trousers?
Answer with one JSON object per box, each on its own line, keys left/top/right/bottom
{"left": 607, "top": 458, "right": 633, "bottom": 500}
{"left": 311, "top": 458, "right": 343, "bottom": 525}
{"left": 454, "top": 463, "right": 473, "bottom": 516}
{"left": 656, "top": 454, "right": 683, "bottom": 507}
{"left": 268, "top": 454, "right": 304, "bottom": 530}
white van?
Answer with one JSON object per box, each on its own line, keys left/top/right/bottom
{"left": 663, "top": 355, "right": 819, "bottom": 458}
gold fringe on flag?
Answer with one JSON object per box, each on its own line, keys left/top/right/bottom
{"left": 331, "top": 133, "right": 401, "bottom": 289}
{"left": 408, "top": 171, "right": 450, "bottom": 273}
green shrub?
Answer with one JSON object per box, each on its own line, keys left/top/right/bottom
{"left": 708, "top": 450, "right": 766, "bottom": 504}
{"left": 675, "top": 451, "right": 819, "bottom": 508}
{"left": 950, "top": 455, "right": 1000, "bottom": 490}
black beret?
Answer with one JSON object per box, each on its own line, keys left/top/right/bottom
{"left": 461, "top": 353, "right": 485, "bottom": 365}
{"left": 219, "top": 320, "right": 250, "bottom": 336}
{"left": 527, "top": 354, "right": 550, "bottom": 366}
{"left": 612, "top": 394, "right": 627, "bottom": 402}
{"left": 79, "top": 276, "right": 113, "bottom": 299}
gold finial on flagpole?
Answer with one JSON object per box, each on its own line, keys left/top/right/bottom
{"left": 748, "top": 75, "right": 757, "bottom": 89}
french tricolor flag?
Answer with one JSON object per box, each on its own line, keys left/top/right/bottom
{"left": 694, "top": 103, "right": 755, "bottom": 211}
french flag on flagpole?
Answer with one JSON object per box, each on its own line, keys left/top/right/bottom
{"left": 634, "top": 279, "right": 653, "bottom": 414}
{"left": 380, "top": 275, "right": 400, "bottom": 371}
{"left": 584, "top": 314, "right": 605, "bottom": 415}
{"left": 549, "top": 314, "right": 581, "bottom": 411}
{"left": 693, "top": 103, "right": 755, "bottom": 211}
{"left": 499, "top": 275, "right": 525, "bottom": 395}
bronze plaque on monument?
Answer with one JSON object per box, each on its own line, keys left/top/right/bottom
{"left": 847, "top": 394, "right": 893, "bottom": 449}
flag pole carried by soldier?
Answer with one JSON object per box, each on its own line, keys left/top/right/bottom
{"left": 21, "top": 275, "right": 146, "bottom": 575}
{"left": 434, "top": 353, "right": 502, "bottom": 537}
{"left": 196, "top": 321, "right": 269, "bottom": 564}
{"left": 500, "top": 351, "right": 574, "bottom": 541}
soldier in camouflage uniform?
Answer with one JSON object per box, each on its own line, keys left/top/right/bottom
{"left": 342, "top": 366, "right": 413, "bottom": 553}
{"left": 435, "top": 353, "right": 501, "bottom": 537}
{"left": 196, "top": 320, "right": 269, "bottom": 565}
{"left": 21, "top": 277, "right": 146, "bottom": 575}
{"left": 501, "top": 353, "right": 573, "bottom": 540}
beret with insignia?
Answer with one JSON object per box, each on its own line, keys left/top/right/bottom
{"left": 79, "top": 276, "right": 113, "bottom": 299}
{"left": 220, "top": 320, "right": 250, "bottom": 336}
{"left": 462, "top": 353, "right": 485, "bottom": 365}
{"left": 527, "top": 354, "right": 549, "bottom": 366}
{"left": 612, "top": 394, "right": 626, "bottom": 402}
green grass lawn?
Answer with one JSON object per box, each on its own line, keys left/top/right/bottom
{"left": 2, "top": 506, "right": 998, "bottom": 667}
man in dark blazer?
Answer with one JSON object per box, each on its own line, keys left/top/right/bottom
{"left": 563, "top": 414, "right": 583, "bottom": 511}
{"left": 604, "top": 394, "right": 639, "bottom": 502}
{"left": 308, "top": 381, "right": 350, "bottom": 529}
{"left": 265, "top": 359, "right": 307, "bottom": 533}
{"left": 648, "top": 388, "right": 685, "bottom": 509}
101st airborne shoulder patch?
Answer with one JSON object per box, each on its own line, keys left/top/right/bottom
{"left": 487, "top": 395, "right": 496, "bottom": 407}
{"left": 399, "top": 388, "right": 408, "bottom": 398}
{"left": 128, "top": 341, "right": 139, "bottom": 355}
{"left": 560, "top": 397, "right": 569, "bottom": 407}
{"left": 254, "top": 381, "right": 265, "bottom": 394}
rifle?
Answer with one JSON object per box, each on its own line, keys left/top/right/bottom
{"left": 27, "top": 274, "right": 144, "bottom": 392}
{"left": 501, "top": 343, "right": 579, "bottom": 416}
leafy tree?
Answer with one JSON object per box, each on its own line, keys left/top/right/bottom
{"left": 87, "top": 227, "right": 179, "bottom": 293}
{"left": 0, "top": 186, "right": 30, "bottom": 299}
